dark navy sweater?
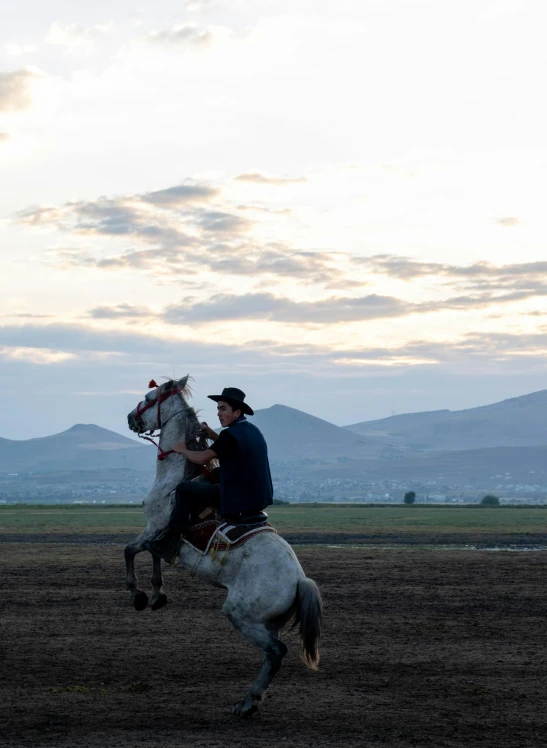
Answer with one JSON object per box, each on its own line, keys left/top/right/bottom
{"left": 215, "top": 418, "right": 273, "bottom": 515}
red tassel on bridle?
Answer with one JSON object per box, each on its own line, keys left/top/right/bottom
{"left": 148, "top": 379, "right": 158, "bottom": 388}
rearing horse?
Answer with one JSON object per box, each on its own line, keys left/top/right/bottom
{"left": 124, "top": 376, "right": 322, "bottom": 717}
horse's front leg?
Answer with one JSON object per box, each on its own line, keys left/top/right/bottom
{"left": 149, "top": 553, "right": 168, "bottom": 611}
{"left": 124, "top": 535, "right": 150, "bottom": 611}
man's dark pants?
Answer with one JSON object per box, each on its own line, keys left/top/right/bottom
{"left": 169, "top": 479, "right": 220, "bottom": 537}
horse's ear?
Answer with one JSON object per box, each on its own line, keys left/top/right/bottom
{"left": 178, "top": 375, "right": 189, "bottom": 391}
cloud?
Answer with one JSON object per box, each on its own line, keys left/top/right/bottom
{"left": 84, "top": 280, "right": 547, "bottom": 331}
{"left": 5, "top": 319, "right": 547, "bottom": 440}
{"left": 0, "top": 322, "right": 301, "bottom": 373}
{"left": 330, "top": 329, "right": 547, "bottom": 370}
{"left": 48, "top": 241, "right": 342, "bottom": 288}
{"left": 357, "top": 255, "right": 534, "bottom": 285}
{"left": 162, "top": 282, "right": 547, "bottom": 326}
{"left": 17, "top": 181, "right": 225, "bottom": 241}
{"left": 49, "top": 247, "right": 196, "bottom": 275}
{"left": 17, "top": 187, "right": 345, "bottom": 285}
{"left": 3, "top": 322, "right": 547, "bottom": 378}
{"left": 141, "top": 183, "right": 219, "bottom": 206}
{"left": 13, "top": 178, "right": 345, "bottom": 289}
{"left": 76, "top": 278, "right": 547, "bottom": 331}
{"left": 88, "top": 304, "right": 151, "bottom": 320}
{"left": 17, "top": 205, "right": 65, "bottom": 226}
{"left": 403, "top": 330, "right": 547, "bottom": 364}
{"left": 236, "top": 204, "right": 292, "bottom": 215}
{"left": 163, "top": 292, "right": 411, "bottom": 325}
{"left": 0, "top": 346, "right": 75, "bottom": 364}
{"left": 245, "top": 248, "right": 341, "bottom": 282}
{"left": 70, "top": 200, "right": 147, "bottom": 236}
{"left": 0, "top": 68, "right": 36, "bottom": 112}
{"left": 21, "top": 199, "right": 197, "bottom": 261}
{"left": 196, "top": 210, "right": 250, "bottom": 233}
{"left": 16, "top": 182, "right": 547, "bottom": 307}
{"left": 143, "top": 24, "right": 216, "bottom": 48}
{"left": 495, "top": 216, "right": 520, "bottom": 227}
{"left": 162, "top": 284, "right": 547, "bottom": 325}
{"left": 235, "top": 173, "right": 308, "bottom": 185}
{"left": 1, "top": 313, "right": 54, "bottom": 320}
{"left": 361, "top": 255, "right": 547, "bottom": 298}
{"left": 0, "top": 323, "right": 177, "bottom": 356}
{"left": 45, "top": 22, "right": 113, "bottom": 48}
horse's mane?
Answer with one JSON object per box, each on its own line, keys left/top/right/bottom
{"left": 183, "top": 405, "right": 214, "bottom": 480}
{"left": 161, "top": 377, "right": 216, "bottom": 481}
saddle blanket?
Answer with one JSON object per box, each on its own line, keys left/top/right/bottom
{"left": 187, "top": 516, "right": 276, "bottom": 556}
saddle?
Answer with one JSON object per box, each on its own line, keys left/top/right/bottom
{"left": 187, "top": 506, "right": 275, "bottom": 556}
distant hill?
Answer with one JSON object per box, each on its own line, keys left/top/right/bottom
{"left": 5, "top": 389, "right": 547, "bottom": 477}
{"left": 0, "top": 424, "right": 153, "bottom": 472}
{"left": 251, "top": 404, "right": 376, "bottom": 461}
{"left": 0, "top": 407, "right": 377, "bottom": 473}
{"left": 345, "top": 390, "right": 547, "bottom": 452}
{"left": 286, "top": 445, "right": 547, "bottom": 487}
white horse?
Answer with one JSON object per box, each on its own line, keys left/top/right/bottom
{"left": 124, "top": 376, "right": 322, "bottom": 717}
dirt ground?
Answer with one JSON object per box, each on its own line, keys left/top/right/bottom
{"left": 2, "top": 530, "right": 547, "bottom": 548}
{"left": 0, "top": 541, "right": 546, "bottom": 748}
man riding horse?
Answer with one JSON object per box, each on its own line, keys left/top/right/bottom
{"left": 144, "top": 386, "right": 273, "bottom": 562}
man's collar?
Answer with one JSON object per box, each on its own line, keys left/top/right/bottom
{"left": 229, "top": 415, "right": 247, "bottom": 427}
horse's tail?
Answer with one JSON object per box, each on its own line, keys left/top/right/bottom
{"left": 292, "top": 577, "right": 322, "bottom": 671}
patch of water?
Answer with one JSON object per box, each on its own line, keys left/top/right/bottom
{"left": 325, "top": 544, "right": 547, "bottom": 552}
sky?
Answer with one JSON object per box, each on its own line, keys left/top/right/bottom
{"left": 2, "top": 0, "right": 547, "bottom": 439}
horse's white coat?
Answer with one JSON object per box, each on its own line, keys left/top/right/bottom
{"left": 124, "top": 377, "right": 322, "bottom": 716}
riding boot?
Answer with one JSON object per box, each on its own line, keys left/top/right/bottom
{"left": 143, "top": 527, "right": 183, "bottom": 566}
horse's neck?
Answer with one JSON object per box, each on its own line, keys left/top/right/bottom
{"left": 153, "top": 406, "right": 190, "bottom": 489}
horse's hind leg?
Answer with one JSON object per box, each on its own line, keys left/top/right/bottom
{"left": 124, "top": 538, "right": 149, "bottom": 611}
{"left": 224, "top": 610, "right": 287, "bottom": 718}
{"left": 150, "top": 553, "right": 168, "bottom": 611}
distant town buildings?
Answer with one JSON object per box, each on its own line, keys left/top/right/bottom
{"left": 1, "top": 462, "right": 547, "bottom": 505}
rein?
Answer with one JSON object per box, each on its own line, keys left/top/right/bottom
{"left": 134, "top": 383, "right": 186, "bottom": 461}
{"left": 138, "top": 433, "right": 177, "bottom": 461}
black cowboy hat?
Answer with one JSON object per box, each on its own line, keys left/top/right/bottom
{"left": 207, "top": 387, "right": 254, "bottom": 416}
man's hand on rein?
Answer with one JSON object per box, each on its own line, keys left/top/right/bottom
{"left": 172, "top": 441, "right": 217, "bottom": 466}
{"left": 172, "top": 441, "right": 190, "bottom": 456}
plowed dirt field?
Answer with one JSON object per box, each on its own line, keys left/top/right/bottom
{"left": 0, "top": 542, "right": 545, "bottom": 747}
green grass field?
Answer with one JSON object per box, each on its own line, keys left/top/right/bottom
{"left": 0, "top": 503, "right": 545, "bottom": 537}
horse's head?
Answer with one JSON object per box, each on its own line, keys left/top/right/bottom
{"left": 127, "top": 376, "right": 190, "bottom": 435}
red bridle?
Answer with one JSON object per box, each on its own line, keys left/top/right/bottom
{"left": 133, "top": 380, "right": 217, "bottom": 479}
{"left": 134, "top": 382, "right": 184, "bottom": 461}
{"left": 135, "top": 384, "right": 184, "bottom": 431}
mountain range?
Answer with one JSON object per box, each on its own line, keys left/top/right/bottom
{"left": 0, "top": 405, "right": 375, "bottom": 472}
{"left": 252, "top": 404, "right": 375, "bottom": 460}
{"left": 345, "top": 389, "right": 547, "bottom": 452}
{"left": 0, "top": 424, "right": 153, "bottom": 473}
{"left": 2, "top": 389, "right": 547, "bottom": 475}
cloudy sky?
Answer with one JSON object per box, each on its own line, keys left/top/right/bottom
{"left": 2, "top": 0, "right": 547, "bottom": 439}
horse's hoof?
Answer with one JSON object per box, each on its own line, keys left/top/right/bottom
{"left": 133, "top": 590, "right": 149, "bottom": 611}
{"left": 151, "top": 593, "right": 168, "bottom": 611}
{"left": 232, "top": 699, "right": 258, "bottom": 718}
